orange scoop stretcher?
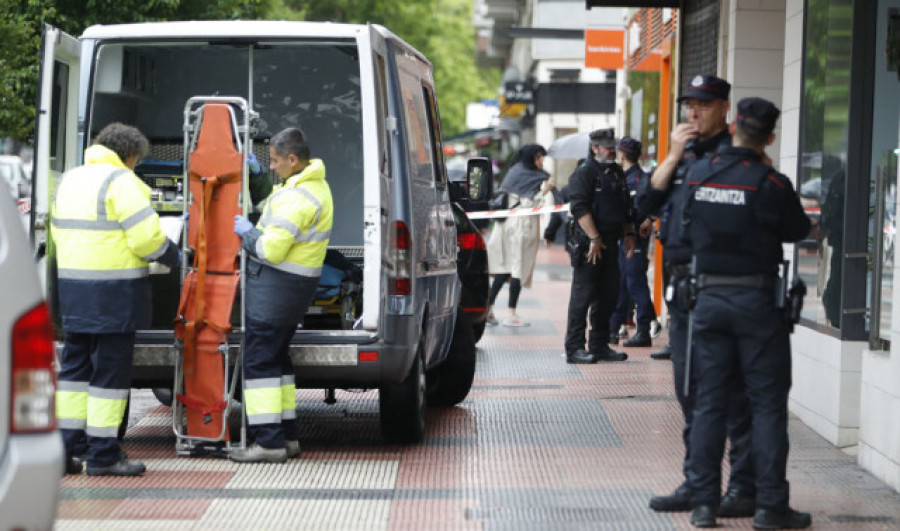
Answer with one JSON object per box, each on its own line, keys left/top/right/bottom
{"left": 172, "top": 98, "right": 255, "bottom": 455}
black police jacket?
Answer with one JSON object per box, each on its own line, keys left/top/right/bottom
{"left": 624, "top": 164, "right": 649, "bottom": 227}
{"left": 636, "top": 129, "right": 732, "bottom": 265}
{"left": 568, "top": 157, "right": 632, "bottom": 237}
{"left": 682, "top": 146, "right": 811, "bottom": 276}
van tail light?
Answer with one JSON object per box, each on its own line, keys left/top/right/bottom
{"left": 457, "top": 232, "right": 486, "bottom": 251}
{"left": 11, "top": 302, "right": 57, "bottom": 433}
{"left": 389, "top": 221, "right": 412, "bottom": 296}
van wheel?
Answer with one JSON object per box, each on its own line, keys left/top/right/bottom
{"left": 379, "top": 341, "right": 426, "bottom": 444}
{"left": 472, "top": 321, "right": 485, "bottom": 343}
{"left": 152, "top": 387, "right": 174, "bottom": 407}
{"left": 426, "top": 307, "right": 477, "bottom": 407}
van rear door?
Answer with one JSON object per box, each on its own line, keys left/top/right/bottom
{"left": 33, "top": 24, "right": 82, "bottom": 307}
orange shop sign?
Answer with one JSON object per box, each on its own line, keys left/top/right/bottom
{"left": 584, "top": 29, "right": 624, "bottom": 70}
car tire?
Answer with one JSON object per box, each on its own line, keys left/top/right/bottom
{"left": 152, "top": 387, "right": 174, "bottom": 407}
{"left": 472, "top": 321, "right": 485, "bottom": 344}
{"left": 379, "top": 339, "right": 426, "bottom": 444}
{"left": 426, "top": 307, "right": 477, "bottom": 407}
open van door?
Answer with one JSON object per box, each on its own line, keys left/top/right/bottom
{"left": 33, "top": 24, "right": 81, "bottom": 314}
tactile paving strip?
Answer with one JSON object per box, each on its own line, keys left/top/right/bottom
{"left": 54, "top": 247, "right": 900, "bottom": 530}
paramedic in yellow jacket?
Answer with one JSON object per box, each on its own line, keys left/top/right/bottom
{"left": 53, "top": 123, "right": 181, "bottom": 476}
{"left": 230, "top": 127, "right": 333, "bottom": 463}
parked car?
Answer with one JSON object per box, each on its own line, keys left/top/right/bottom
{"left": 0, "top": 190, "right": 62, "bottom": 527}
{"left": 0, "top": 155, "right": 31, "bottom": 199}
{"left": 33, "top": 21, "right": 491, "bottom": 445}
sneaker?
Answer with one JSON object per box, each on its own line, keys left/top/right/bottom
{"left": 649, "top": 482, "right": 691, "bottom": 512}
{"left": 753, "top": 508, "right": 811, "bottom": 529}
{"left": 649, "top": 319, "right": 662, "bottom": 338}
{"left": 86, "top": 458, "right": 146, "bottom": 477}
{"left": 486, "top": 313, "right": 499, "bottom": 326}
{"left": 229, "top": 442, "right": 288, "bottom": 463}
{"left": 617, "top": 325, "right": 628, "bottom": 338}
{"left": 501, "top": 316, "right": 529, "bottom": 327}
{"left": 285, "top": 440, "right": 301, "bottom": 459}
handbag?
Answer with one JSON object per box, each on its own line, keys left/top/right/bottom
{"left": 489, "top": 191, "right": 509, "bottom": 211}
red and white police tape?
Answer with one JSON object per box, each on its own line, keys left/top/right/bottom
{"left": 465, "top": 203, "right": 570, "bottom": 220}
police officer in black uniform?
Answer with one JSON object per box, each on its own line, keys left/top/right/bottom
{"left": 637, "top": 75, "right": 755, "bottom": 517}
{"left": 609, "top": 137, "right": 656, "bottom": 347}
{"left": 683, "top": 97, "right": 811, "bottom": 529}
{"left": 564, "top": 128, "right": 635, "bottom": 364}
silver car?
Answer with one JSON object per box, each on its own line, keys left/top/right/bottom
{"left": 0, "top": 155, "right": 32, "bottom": 199}
{"left": 0, "top": 193, "right": 62, "bottom": 527}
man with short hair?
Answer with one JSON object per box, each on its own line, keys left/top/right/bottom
{"left": 229, "top": 127, "right": 333, "bottom": 463}
{"left": 564, "top": 128, "right": 634, "bottom": 364}
{"left": 609, "top": 137, "right": 655, "bottom": 348}
{"left": 637, "top": 75, "right": 755, "bottom": 517}
{"left": 53, "top": 122, "right": 181, "bottom": 476}
{"left": 682, "top": 97, "right": 811, "bottom": 529}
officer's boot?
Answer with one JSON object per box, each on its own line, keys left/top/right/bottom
{"left": 623, "top": 329, "right": 651, "bottom": 347}
{"left": 650, "top": 343, "right": 672, "bottom": 360}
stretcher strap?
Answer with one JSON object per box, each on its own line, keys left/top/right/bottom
{"left": 175, "top": 392, "right": 228, "bottom": 423}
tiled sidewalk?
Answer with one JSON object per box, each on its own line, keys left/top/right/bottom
{"left": 56, "top": 246, "right": 900, "bottom": 529}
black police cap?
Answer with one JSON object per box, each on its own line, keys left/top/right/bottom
{"left": 736, "top": 97, "right": 780, "bottom": 135}
{"left": 617, "top": 137, "right": 641, "bottom": 156}
{"left": 589, "top": 128, "right": 616, "bottom": 148}
{"left": 677, "top": 75, "right": 731, "bottom": 102}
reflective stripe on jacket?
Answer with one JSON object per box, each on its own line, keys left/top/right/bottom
{"left": 51, "top": 144, "right": 174, "bottom": 332}
{"left": 250, "top": 159, "right": 333, "bottom": 277}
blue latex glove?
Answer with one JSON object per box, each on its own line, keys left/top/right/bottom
{"left": 234, "top": 215, "right": 254, "bottom": 236}
{"left": 247, "top": 153, "right": 262, "bottom": 175}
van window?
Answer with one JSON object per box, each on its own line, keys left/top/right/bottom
{"left": 422, "top": 85, "right": 446, "bottom": 187}
{"left": 375, "top": 53, "right": 391, "bottom": 178}
{"left": 395, "top": 54, "right": 433, "bottom": 184}
{"left": 89, "top": 41, "right": 363, "bottom": 246}
{"left": 50, "top": 61, "right": 70, "bottom": 173}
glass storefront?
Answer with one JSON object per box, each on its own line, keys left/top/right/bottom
{"left": 798, "top": 0, "right": 853, "bottom": 331}
{"left": 799, "top": 0, "right": 900, "bottom": 341}
{"left": 869, "top": 1, "right": 900, "bottom": 343}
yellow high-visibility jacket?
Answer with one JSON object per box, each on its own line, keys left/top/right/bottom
{"left": 51, "top": 145, "right": 178, "bottom": 332}
{"left": 241, "top": 159, "right": 333, "bottom": 325}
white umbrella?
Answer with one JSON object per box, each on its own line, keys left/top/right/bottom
{"left": 547, "top": 132, "right": 592, "bottom": 160}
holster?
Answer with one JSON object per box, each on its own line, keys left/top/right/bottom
{"left": 565, "top": 217, "right": 589, "bottom": 268}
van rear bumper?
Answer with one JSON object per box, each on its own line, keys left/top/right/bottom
{"left": 0, "top": 432, "right": 63, "bottom": 528}
{"left": 131, "top": 314, "right": 417, "bottom": 388}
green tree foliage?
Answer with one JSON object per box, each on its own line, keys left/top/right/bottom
{"left": 271, "top": 0, "right": 499, "bottom": 135}
{"left": 0, "top": 0, "right": 265, "bottom": 141}
{"left": 0, "top": 0, "right": 495, "bottom": 141}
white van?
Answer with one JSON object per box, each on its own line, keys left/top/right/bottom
{"left": 33, "top": 21, "right": 485, "bottom": 444}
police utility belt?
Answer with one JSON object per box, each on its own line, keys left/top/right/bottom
{"left": 695, "top": 273, "right": 775, "bottom": 291}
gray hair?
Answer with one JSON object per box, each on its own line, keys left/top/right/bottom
{"left": 93, "top": 123, "right": 149, "bottom": 164}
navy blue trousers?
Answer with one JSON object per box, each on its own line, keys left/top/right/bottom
{"left": 687, "top": 287, "right": 790, "bottom": 510}
{"left": 58, "top": 332, "right": 134, "bottom": 467}
{"left": 243, "top": 321, "right": 300, "bottom": 448}
{"left": 609, "top": 235, "right": 655, "bottom": 332}
{"left": 667, "top": 271, "right": 754, "bottom": 494}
